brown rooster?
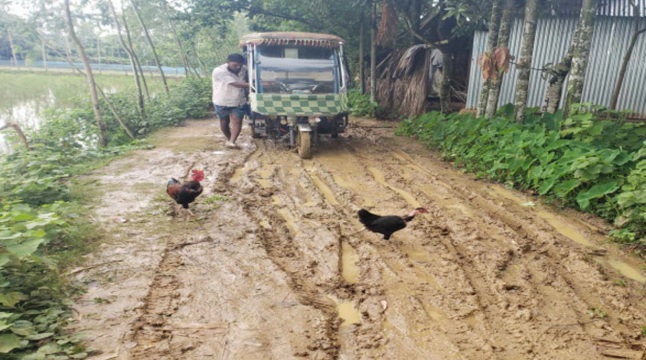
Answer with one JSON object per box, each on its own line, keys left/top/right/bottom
{"left": 358, "top": 207, "right": 428, "bottom": 240}
{"left": 167, "top": 169, "right": 204, "bottom": 216}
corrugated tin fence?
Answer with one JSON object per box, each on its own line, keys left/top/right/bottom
{"left": 466, "top": 16, "right": 646, "bottom": 116}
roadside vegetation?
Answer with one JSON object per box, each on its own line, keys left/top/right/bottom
{"left": 0, "top": 76, "right": 211, "bottom": 358}
{"left": 397, "top": 105, "right": 646, "bottom": 253}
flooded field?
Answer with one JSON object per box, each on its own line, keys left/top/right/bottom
{"left": 67, "top": 118, "right": 646, "bottom": 359}
{"left": 0, "top": 71, "right": 167, "bottom": 152}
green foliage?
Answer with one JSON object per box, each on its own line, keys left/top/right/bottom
{"left": 22, "top": 77, "right": 212, "bottom": 148}
{"left": 0, "top": 201, "right": 90, "bottom": 359}
{"left": 0, "top": 118, "right": 151, "bottom": 359}
{"left": 347, "top": 89, "right": 380, "bottom": 118}
{"left": 397, "top": 106, "right": 646, "bottom": 245}
{"left": 0, "top": 70, "right": 211, "bottom": 359}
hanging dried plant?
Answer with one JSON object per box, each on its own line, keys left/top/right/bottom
{"left": 479, "top": 46, "right": 511, "bottom": 81}
{"left": 478, "top": 52, "right": 495, "bottom": 80}
{"left": 493, "top": 46, "right": 512, "bottom": 73}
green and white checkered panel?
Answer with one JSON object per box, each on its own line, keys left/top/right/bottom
{"left": 251, "top": 93, "right": 347, "bottom": 116}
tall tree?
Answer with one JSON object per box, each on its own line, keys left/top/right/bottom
{"left": 7, "top": 30, "right": 18, "bottom": 65}
{"left": 513, "top": 0, "right": 538, "bottom": 123}
{"left": 161, "top": 0, "right": 196, "bottom": 78}
{"left": 359, "top": 18, "right": 366, "bottom": 94}
{"left": 485, "top": 0, "right": 515, "bottom": 118}
{"left": 563, "top": 0, "right": 599, "bottom": 118}
{"left": 107, "top": 0, "right": 146, "bottom": 120}
{"left": 64, "top": 0, "right": 108, "bottom": 147}
{"left": 370, "top": 0, "right": 378, "bottom": 102}
{"left": 610, "top": 0, "right": 645, "bottom": 110}
{"left": 477, "top": 0, "right": 503, "bottom": 117}
{"left": 121, "top": 3, "right": 150, "bottom": 99}
{"left": 129, "top": 0, "right": 169, "bottom": 94}
{"left": 440, "top": 50, "right": 453, "bottom": 114}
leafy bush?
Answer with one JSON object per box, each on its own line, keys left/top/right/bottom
{"left": 28, "top": 77, "right": 213, "bottom": 147}
{"left": 347, "top": 89, "right": 380, "bottom": 118}
{"left": 0, "top": 202, "right": 89, "bottom": 358}
{"left": 0, "top": 141, "right": 148, "bottom": 358}
{"left": 0, "top": 75, "right": 210, "bottom": 358}
{"left": 397, "top": 106, "right": 646, "bottom": 246}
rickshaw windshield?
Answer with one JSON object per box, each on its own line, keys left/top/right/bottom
{"left": 256, "top": 45, "right": 338, "bottom": 94}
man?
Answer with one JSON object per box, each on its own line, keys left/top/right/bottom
{"left": 212, "top": 53, "right": 249, "bottom": 148}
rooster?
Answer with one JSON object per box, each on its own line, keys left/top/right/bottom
{"left": 358, "top": 207, "right": 428, "bottom": 240}
{"left": 167, "top": 169, "right": 204, "bottom": 216}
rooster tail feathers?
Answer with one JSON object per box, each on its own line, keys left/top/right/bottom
{"left": 358, "top": 209, "right": 381, "bottom": 226}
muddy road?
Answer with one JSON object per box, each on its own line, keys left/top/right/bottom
{"left": 68, "top": 118, "right": 646, "bottom": 360}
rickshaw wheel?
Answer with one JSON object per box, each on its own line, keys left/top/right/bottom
{"left": 297, "top": 129, "right": 312, "bottom": 159}
{"left": 248, "top": 116, "right": 263, "bottom": 139}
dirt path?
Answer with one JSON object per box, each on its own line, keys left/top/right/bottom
{"left": 68, "top": 118, "right": 646, "bottom": 360}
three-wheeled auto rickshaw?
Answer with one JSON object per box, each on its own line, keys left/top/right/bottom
{"left": 240, "top": 32, "right": 349, "bottom": 159}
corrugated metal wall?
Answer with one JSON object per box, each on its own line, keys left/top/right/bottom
{"left": 466, "top": 16, "right": 646, "bottom": 116}
{"left": 557, "top": 0, "right": 646, "bottom": 17}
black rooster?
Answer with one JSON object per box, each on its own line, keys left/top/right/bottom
{"left": 358, "top": 207, "right": 428, "bottom": 240}
{"left": 167, "top": 169, "right": 204, "bottom": 216}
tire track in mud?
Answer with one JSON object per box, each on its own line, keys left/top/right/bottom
{"left": 310, "top": 141, "right": 502, "bottom": 359}
{"left": 127, "top": 150, "right": 223, "bottom": 359}
{"left": 238, "top": 125, "right": 646, "bottom": 360}
{"left": 99, "top": 119, "right": 645, "bottom": 360}
{"left": 225, "top": 142, "right": 344, "bottom": 359}
{"left": 324, "top": 131, "right": 646, "bottom": 359}
{"left": 384, "top": 145, "right": 646, "bottom": 355}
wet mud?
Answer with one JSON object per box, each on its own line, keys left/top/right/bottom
{"left": 68, "top": 118, "right": 646, "bottom": 360}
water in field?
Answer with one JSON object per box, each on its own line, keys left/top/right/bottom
{"left": 0, "top": 92, "right": 55, "bottom": 153}
{"left": 0, "top": 70, "right": 171, "bottom": 153}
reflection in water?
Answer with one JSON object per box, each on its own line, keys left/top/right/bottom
{"left": 328, "top": 295, "right": 361, "bottom": 327}
{"left": 596, "top": 258, "right": 646, "bottom": 283}
{"left": 0, "top": 90, "right": 55, "bottom": 153}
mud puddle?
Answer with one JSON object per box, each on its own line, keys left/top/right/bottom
{"left": 67, "top": 117, "right": 646, "bottom": 360}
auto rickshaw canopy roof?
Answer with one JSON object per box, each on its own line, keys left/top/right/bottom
{"left": 239, "top": 32, "right": 345, "bottom": 48}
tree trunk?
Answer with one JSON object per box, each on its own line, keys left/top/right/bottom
{"left": 192, "top": 41, "right": 209, "bottom": 77}
{"left": 0, "top": 123, "right": 30, "bottom": 150}
{"left": 542, "top": 15, "right": 585, "bottom": 114}
{"left": 563, "top": 0, "right": 599, "bottom": 118}
{"left": 162, "top": 0, "right": 193, "bottom": 78}
{"left": 55, "top": 43, "right": 135, "bottom": 140}
{"left": 610, "top": 3, "right": 645, "bottom": 110}
{"left": 121, "top": 8, "right": 150, "bottom": 99}
{"left": 97, "top": 31, "right": 102, "bottom": 74}
{"left": 485, "top": 0, "right": 515, "bottom": 118}
{"left": 409, "top": 0, "right": 422, "bottom": 46}
{"left": 64, "top": 35, "right": 72, "bottom": 59}
{"left": 108, "top": 0, "right": 146, "bottom": 120}
{"left": 40, "top": 34, "right": 48, "bottom": 71}
{"left": 513, "top": 0, "right": 538, "bottom": 123}
{"left": 64, "top": 0, "right": 108, "bottom": 147}
{"left": 440, "top": 51, "right": 453, "bottom": 114}
{"left": 359, "top": 18, "right": 366, "bottom": 94}
{"left": 370, "top": 0, "right": 378, "bottom": 103}
{"left": 8, "top": 31, "right": 18, "bottom": 66}
{"left": 477, "top": 0, "right": 503, "bottom": 117}
{"left": 129, "top": 0, "right": 169, "bottom": 94}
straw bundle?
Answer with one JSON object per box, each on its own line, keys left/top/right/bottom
{"left": 377, "top": 45, "right": 431, "bottom": 117}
